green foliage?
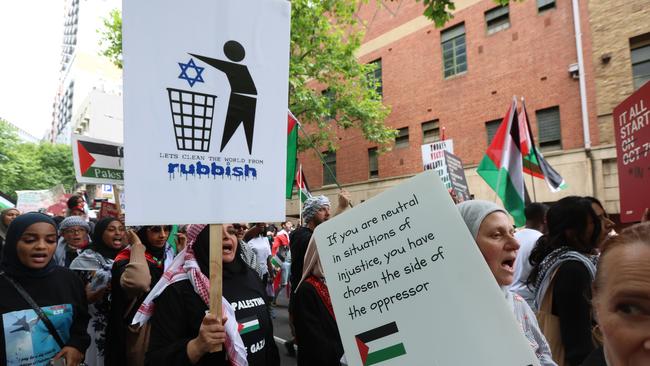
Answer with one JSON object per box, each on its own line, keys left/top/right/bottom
{"left": 98, "top": 9, "right": 123, "bottom": 69}
{"left": 97, "top": 3, "right": 395, "bottom": 152}
{"left": 0, "top": 120, "right": 76, "bottom": 200}
{"left": 416, "top": 0, "right": 512, "bottom": 27}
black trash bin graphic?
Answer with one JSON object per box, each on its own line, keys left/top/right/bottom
{"left": 167, "top": 88, "right": 217, "bottom": 152}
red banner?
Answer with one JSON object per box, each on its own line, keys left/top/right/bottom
{"left": 613, "top": 81, "right": 650, "bottom": 222}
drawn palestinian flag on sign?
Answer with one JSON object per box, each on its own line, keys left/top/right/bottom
{"left": 77, "top": 140, "right": 124, "bottom": 180}
{"left": 355, "top": 321, "right": 406, "bottom": 365}
{"left": 237, "top": 315, "right": 260, "bottom": 335}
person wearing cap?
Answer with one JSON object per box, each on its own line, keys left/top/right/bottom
{"left": 54, "top": 215, "right": 91, "bottom": 268}
{"left": 457, "top": 200, "right": 556, "bottom": 366}
{"left": 283, "top": 191, "right": 349, "bottom": 356}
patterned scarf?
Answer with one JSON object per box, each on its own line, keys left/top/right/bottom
{"left": 131, "top": 224, "right": 248, "bottom": 366}
{"left": 532, "top": 246, "right": 598, "bottom": 311}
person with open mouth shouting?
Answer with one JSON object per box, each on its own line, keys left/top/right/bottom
{"left": 457, "top": 200, "right": 556, "bottom": 366}
{"left": 70, "top": 216, "right": 126, "bottom": 366}
{"left": 0, "top": 212, "right": 90, "bottom": 366}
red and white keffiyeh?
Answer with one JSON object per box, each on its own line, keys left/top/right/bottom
{"left": 132, "top": 224, "right": 248, "bottom": 366}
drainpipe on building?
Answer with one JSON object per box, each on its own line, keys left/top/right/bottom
{"left": 571, "top": 0, "right": 596, "bottom": 196}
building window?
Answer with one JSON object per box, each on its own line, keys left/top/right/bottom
{"left": 537, "top": 0, "right": 555, "bottom": 12}
{"left": 485, "top": 5, "right": 510, "bottom": 35}
{"left": 368, "top": 148, "right": 379, "bottom": 179}
{"left": 422, "top": 120, "right": 440, "bottom": 144}
{"left": 323, "top": 151, "right": 337, "bottom": 186}
{"left": 441, "top": 23, "right": 467, "bottom": 78}
{"left": 631, "top": 35, "right": 650, "bottom": 90}
{"left": 536, "top": 106, "right": 562, "bottom": 151}
{"left": 367, "top": 59, "right": 383, "bottom": 97}
{"left": 322, "top": 88, "right": 336, "bottom": 120}
{"left": 485, "top": 119, "right": 501, "bottom": 145}
{"left": 395, "top": 127, "right": 409, "bottom": 148}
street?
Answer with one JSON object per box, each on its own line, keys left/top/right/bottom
{"left": 271, "top": 288, "right": 297, "bottom": 366}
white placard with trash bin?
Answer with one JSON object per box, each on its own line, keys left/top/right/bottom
{"left": 313, "top": 170, "right": 540, "bottom": 366}
{"left": 123, "top": 0, "right": 291, "bottom": 225}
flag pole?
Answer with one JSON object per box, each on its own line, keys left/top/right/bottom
{"left": 298, "top": 164, "right": 303, "bottom": 226}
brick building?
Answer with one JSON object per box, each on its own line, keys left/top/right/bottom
{"left": 290, "top": 0, "right": 648, "bottom": 221}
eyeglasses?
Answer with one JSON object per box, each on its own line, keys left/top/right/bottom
{"left": 63, "top": 228, "right": 86, "bottom": 235}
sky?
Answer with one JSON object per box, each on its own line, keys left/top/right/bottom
{"left": 0, "top": 0, "right": 64, "bottom": 139}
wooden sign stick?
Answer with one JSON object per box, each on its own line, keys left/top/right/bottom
{"left": 112, "top": 185, "right": 122, "bottom": 216}
{"left": 209, "top": 223, "right": 223, "bottom": 352}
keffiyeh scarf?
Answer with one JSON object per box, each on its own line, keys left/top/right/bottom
{"left": 131, "top": 224, "right": 248, "bottom": 366}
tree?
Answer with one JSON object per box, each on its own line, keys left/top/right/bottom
{"left": 0, "top": 120, "right": 76, "bottom": 200}
{"left": 416, "top": 0, "right": 511, "bottom": 27}
{"left": 98, "top": 2, "right": 394, "bottom": 152}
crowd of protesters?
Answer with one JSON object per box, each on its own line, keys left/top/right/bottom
{"left": 0, "top": 189, "right": 648, "bottom": 366}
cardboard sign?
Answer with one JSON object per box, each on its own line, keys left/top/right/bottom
{"left": 72, "top": 134, "right": 124, "bottom": 185}
{"left": 421, "top": 140, "right": 453, "bottom": 189}
{"left": 123, "top": 0, "right": 291, "bottom": 225}
{"left": 99, "top": 201, "right": 120, "bottom": 219}
{"left": 443, "top": 150, "right": 471, "bottom": 201}
{"left": 613, "top": 81, "right": 650, "bottom": 222}
{"left": 313, "top": 171, "right": 539, "bottom": 366}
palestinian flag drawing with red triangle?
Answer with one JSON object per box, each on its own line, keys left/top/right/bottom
{"left": 72, "top": 134, "right": 124, "bottom": 184}
{"left": 355, "top": 321, "right": 406, "bottom": 366}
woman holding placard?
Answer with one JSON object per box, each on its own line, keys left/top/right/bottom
{"left": 457, "top": 200, "right": 557, "bottom": 366}
{"left": 580, "top": 222, "right": 650, "bottom": 366}
{"left": 527, "top": 196, "right": 600, "bottom": 366}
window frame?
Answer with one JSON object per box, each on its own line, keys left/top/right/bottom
{"left": 485, "top": 119, "right": 501, "bottom": 146}
{"left": 441, "top": 23, "right": 467, "bottom": 78}
{"left": 395, "top": 127, "right": 410, "bottom": 148}
{"left": 535, "top": 106, "right": 562, "bottom": 152}
{"left": 630, "top": 36, "right": 650, "bottom": 90}
{"left": 367, "top": 59, "right": 383, "bottom": 97}
{"left": 322, "top": 151, "right": 337, "bottom": 186}
{"left": 422, "top": 120, "right": 441, "bottom": 144}
{"left": 485, "top": 5, "right": 510, "bottom": 35}
{"left": 368, "top": 147, "right": 379, "bottom": 179}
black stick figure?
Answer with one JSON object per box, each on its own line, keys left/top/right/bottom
{"left": 191, "top": 40, "right": 258, "bottom": 154}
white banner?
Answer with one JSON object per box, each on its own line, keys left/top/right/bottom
{"left": 313, "top": 171, "right": 539, "bottom": 366}
{"left": 72, "top": 134, "right": 124, "bottom": 185}
{"left": 123, "top": 0, "right": 291, "bottom": 225}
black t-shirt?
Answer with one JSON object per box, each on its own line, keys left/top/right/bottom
{"left": 146, "top": 265, "right": 279, "bottom": 366}
{"left": 289, "top": 226, "right": 313, "bottom": 291}
{"left": 0, "top": 267, "right": 90, "bottom": 365}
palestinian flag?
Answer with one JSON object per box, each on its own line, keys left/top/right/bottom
{"left": 237, "top": 316, "right": 260, "bottom": 335}
{"left": 355, "top": 321, "right": 407, "bottom": 366}
{"left": 519, "top": 101, "right": 567, "bottom": 192}
{"left": 77, "top": 139, "right": 124, "bottom": 180}
{"left": 286, "top": 111, "right": 299, "bottom": 199}
{"left": 0, "top": 191, "right": 15, "bottom": 210}
{"left": 296, "top": 164, "right": 311, "bottom": 203}
{"left": 477, "top": 98, "right": 526, "bottom": 226}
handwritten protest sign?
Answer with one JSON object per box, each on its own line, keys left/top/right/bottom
{"left": 613, "top": 81, "right": 650, "bottom": 222}
{"left": 421, "top": 140, "right": 453, "bottom": 189}
{"left": 16, "top": 185, "right": 66, "bottom": 214}
{"left": 123, "top": 0, "right": 291, "bottom": 225}
{"left": 314, "top": 171, "right": 539, "bottom": 366}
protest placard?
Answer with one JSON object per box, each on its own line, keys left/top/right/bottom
{"left": 72, "top": 134, "right": 124, "bottom": 185}
{"left": 613, "top": 81, "right": 650, "bottom": 222}
{"left": 313, "top": 170, "right": 539, "bottom": 366}
{"left": 99, "top": 201, "right": 120, "bottom": 220}
{"left": 421, "top": 140, "right": 453, "bottom": 189}
{"left": 443, "top": 150, "right": 471, "bottom": 201}
{"left": 16, "top": 185, "right": 66, "bottom": 214}
{"left": 123, "top": 0, "right": 291, "bottom": 225}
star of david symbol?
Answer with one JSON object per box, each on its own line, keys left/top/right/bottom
{"left": 178, "top": 58, "right": 205, "bottom": 87}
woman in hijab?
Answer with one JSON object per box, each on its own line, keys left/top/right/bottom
{"left": 70, "top": 217, "right": 125, "bottom": 366}
{"left": 528, "top": 196, "right": 600, "bottom": 366}
{"left": 0, "top": 207, "right": 20, "bottom": 254}
{"left": 107, "top": 225, "right": 172, "bottom": 366}
{"left": 457, "top": 200, "right": 556, "bottom": 366}
{"left": 136, "top": 223, "right": 279, "bottom": 366}
{"left": 293, "top": 238, "right": 344, "bottom": 366}
{"left": 0, "top": 212, "right": 90, "bottom": 366}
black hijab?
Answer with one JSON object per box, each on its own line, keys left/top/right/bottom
{"left": 90, "top": 217, "right": 123, "bottom": 260}
{"left": 194, "top": 226, "right": 244, "bottom": 278}
{"left": 136, "top": 226, "right": 170, "bottom": 261}
{"left": 0, "top": 212, "right": 58, "bottom": 278}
